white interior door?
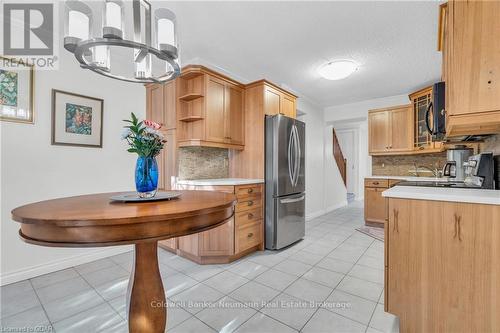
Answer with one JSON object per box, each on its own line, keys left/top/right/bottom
{"left": 336, "top": 129, "right": 358, "bottom": 196}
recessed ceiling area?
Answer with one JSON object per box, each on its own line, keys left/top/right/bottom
{"left": 164, "top": 1, "right": 442, "bottom": 107}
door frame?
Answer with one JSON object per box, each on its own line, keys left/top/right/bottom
{"left": 334, "top": 128, "right": 360, "bottom": 198}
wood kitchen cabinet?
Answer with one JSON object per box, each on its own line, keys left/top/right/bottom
{"left": 260, "top": 81, "right": 297, "bottom": 118}
{"left": 145, "top": 82, "right": 177, "bottom": 191}
{"left": 230, "top": 80, "right": 297, "bottom": 180}
{"left": 177, "top": 65, "right": 245, "bottom": 150}
{"left": 364, "top": 183, "right": 388, "bottom": 226}
{"left": 146, "top": 82, "right": 178, "bottom": 252}
{"left": 385, "top": 198, "right": 500, "bottom": 332}
{"left": 164, "top": 183, "right": 264, "bottom": 264}
{"left": 440, "top": 0, "right": 500, "bottom": 136}
{"left": 408, "top": 86, "right": 443, "bottom": 153}
{"left": 364, "top": 178, "right": 402, "bottom": 227}
{"left": 368, "top": 105, "right": 414, "bottom": 155}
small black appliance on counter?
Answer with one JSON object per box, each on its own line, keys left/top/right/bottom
{"left": 396, "top": 153, "right": 498, "bottom": 190}
{"left": 464, "top": 152, "right": 495, "bottom": 189}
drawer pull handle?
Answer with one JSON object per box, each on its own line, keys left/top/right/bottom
{"left": 247, "top": 201, "right": 254, "bottom": 206}
{"left": 248, "top": 213, "right": 254, "bottom": 219}
{"left": 454, "top": 214, "right": 462, "bottom": 241}
{"left": 248, "top": 188, "right": 253, "bottom": 193}
{"left": 247, "top": 232, "right": 254, "bottom": 238}
{"left": 373, "top": 181, "right": 379, "bottom": 185}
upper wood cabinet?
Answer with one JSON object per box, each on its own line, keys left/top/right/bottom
{"left": 259, "top": 81, "right": 297, "bottom": 118}
{"left": 368, "top": 110, "right": 389, "bottom": 154}
{"left": 281, "top": 93, "right": 297, "bottom": 118}
{"left": 226, "top": 84, "right": 245, "bottom": 145}
{"left": 441, "top": 0, "right": 500, "bottom": 136}
{"left": 368, "top": 105, "right": 413, "bottom": 155}
{"left": 163, "top": 81, "right": 177, "bottom": 129}
{"left": 176, "top": 65, "right": 245, "bottom": 150}
{"left": 408, "top": 86, "right": 443, "bottom": 153}
{"left": 145, "top": 82, "right": 177, "bottom": 191}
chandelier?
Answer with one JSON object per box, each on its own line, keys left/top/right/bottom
{"left": 63, "top": 0, "right": 180, "bottom": 83}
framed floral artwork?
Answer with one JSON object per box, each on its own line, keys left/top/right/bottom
{"left": 51, "top": 89, "right": 104, "bottom": 147}
{"left": 0, "top": 56, "right": 34, "bottom": 123}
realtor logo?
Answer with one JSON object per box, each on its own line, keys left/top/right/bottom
{"left": 3, "top": 3, "right": 54, "bottom": 55}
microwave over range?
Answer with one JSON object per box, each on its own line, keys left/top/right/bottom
{"left": 425, "top": 81, "right": 446, "bottom": 141}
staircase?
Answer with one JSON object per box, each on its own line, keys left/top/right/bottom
{"left": 333, "top": 128, "right": 347, "bottom": 186}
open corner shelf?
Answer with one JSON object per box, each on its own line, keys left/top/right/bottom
{"left": 178, "top": 93, "right": 204, "bottom": 102}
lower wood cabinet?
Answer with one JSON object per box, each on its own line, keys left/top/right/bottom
{"left": 364, "top": 178, "right": 401, "bottom": 227}
{"left": 386, "top": 198, "right": 500, "bottom": 332}
{"left": 159, "top": 183, "right": 264, "bottom": 264}
{"left": 364, "top": 187, "right": 387, "bottom": 226}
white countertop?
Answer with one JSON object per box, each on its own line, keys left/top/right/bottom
{"left": 176, "top": 178, "right": 264, "bottom": 186}
{"left": 382, "top": 186, "right": 500, "bottom": 205}
{"left": 366, "top": 175, "right": 450, "bottom": 182}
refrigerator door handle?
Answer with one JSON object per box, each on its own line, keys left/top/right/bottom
{"left": 288, "top": 126, "right": 294, "bottom": 185}
{"left": 292, "top": 125, "right": 298, "bottom": 186}
{"left": 280, "top": 195, "right": 305, "bottom": 204}
{"left": 293, "top": 124, "right": 301, "bottom": 187}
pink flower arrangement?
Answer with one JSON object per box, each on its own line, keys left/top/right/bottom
{"left": 143, "top": 119, "right": 161, "bottom": 130}
{"left": 122, "top": 113, "right": 166, "bottom": 157}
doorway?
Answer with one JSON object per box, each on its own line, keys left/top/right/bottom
{"left": 335, "top": 128, "right": 359, "bottom": 200}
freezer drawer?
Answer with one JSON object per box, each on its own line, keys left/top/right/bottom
{"left": 265, "top": 193, "right": 305, "bottom": 250}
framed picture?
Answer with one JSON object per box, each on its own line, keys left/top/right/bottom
{"left": 0, "top": 56, "right": 34, "bottom": 123}
{"left": 51, "top": 89, "right": 104, "bottom": 148}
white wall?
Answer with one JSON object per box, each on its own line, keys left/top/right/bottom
{"left": 296, "top": 98, "right": 327, "bottom": 220}
{"left": 1, "top": 40, "right": 145, "bottom": 285}
{"left": 323, "top": 94, "right": 410, "bottom": 203}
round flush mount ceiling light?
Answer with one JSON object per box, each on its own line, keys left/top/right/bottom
{"left": 318, "top": 60, "right": 359, "bottom": 80}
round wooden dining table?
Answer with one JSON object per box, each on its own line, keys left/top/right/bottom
{"left": 11, "top": 190, "right": 236, "bottom": 333}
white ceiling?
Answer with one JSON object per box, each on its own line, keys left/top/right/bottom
{"left": 162, "top": 1, "right": 442, "bottom": 107}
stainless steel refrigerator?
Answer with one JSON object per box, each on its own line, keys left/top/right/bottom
{"left": 265, "top": 114, "right": 305, "bottom": 250}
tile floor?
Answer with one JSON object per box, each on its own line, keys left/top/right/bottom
{"left": 0, "top": 202, "right": 399, "bottom": 333}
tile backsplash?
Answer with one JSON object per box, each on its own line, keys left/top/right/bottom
{"left": 178, "top": 147, "right": 229, "bottom": 180}
{"left": 372, "top": 152, "right": 447, "bottom": 176}
{"left": 372, "top": 134, "right": 500, "bottom": 176}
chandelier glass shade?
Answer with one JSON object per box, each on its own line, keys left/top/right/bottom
{"left": 64, "top": 0, "right": 180, "bottom": 83}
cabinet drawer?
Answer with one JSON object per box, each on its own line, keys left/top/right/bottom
{"left": 236, "top": 207, "right": 263, "bottom": 227}
{"left": 365, "top": 179, "right": 389, "bottom": 188}
{"left": 235, "top": 184, "right": 263, "bottom": 199}
{"left": 236, "top": 196, "right": 262, "bottom": 212}
{"left": 236, "top": 221, "right": 262, "bottom": 253}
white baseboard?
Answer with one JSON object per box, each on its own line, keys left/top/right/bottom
{"left": 0, "top": 246, "right": 133, "bottom": 286}
{"left": 305, "top": 200, "right": 348, "bottom": 221}
{"left": 305, "top": 210, "right": 326, "bottom": 221}
{"left": 325, "top": 200, "right": 348, "bottom": 213}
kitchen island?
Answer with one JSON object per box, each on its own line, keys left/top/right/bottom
{"left": 382, "top": 185, "right": 500, "bottom": 333}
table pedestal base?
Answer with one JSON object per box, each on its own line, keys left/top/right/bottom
{"left": 127, "top": 241, "right": 166, "bottom": 333}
